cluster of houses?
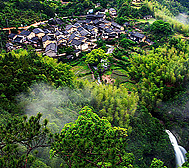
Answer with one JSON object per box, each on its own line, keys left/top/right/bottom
{"left": 6, "top": 14, "right": 125, "bottom": 57}
{"left": 6, "top": 9, "right": 154, "bottom": 58}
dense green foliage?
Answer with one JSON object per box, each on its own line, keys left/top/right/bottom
{"left": 1, "top": 0, "right": 189, "bottom": 167}
{"left": 150, "top": 20, "right": 173, "bottom": 38}
{"left": 74, "top": 80, "right": 139, "bottom": 127}
{"left": 0, "top": 113, "right": 51, "bottom": 168}
{"left": 182, "top": 153, "right": 189, "bottom": 167}
{"left": 89, "top": 83, "right": 138, "bottom": 128}
{"left": 146, "top": 0, "right": 189, "bottom": 34}
{"left": 127, "top": 43, "right": 189, "bottom": 109}
{"left": 0, "top": 48, "right": 74, "bottom": 114}
{"left": 150, "top": 158, "right": 167, "bottom": 168}
{"left": 0, "top": 0, "right": 55, "bottom": 28}
{"left": 118, "top": 3, "right": 153, "bottom": 19}
{"left": 151, "top": 0, "right": 188, "bottom": 15}
{"left": 127, "top": 108, "right": 175, "bottom": 167}
{"left": 154, "top": 84, "right": 189, "bottom": 150}
{"left": 85, "top": 48, "right": 107, "bottom": 66}
{"left": 176, "top": 0, "right": 189, "bottom": 10}
{"left": 51, "top": 106, "right": 134, "bottom": 168}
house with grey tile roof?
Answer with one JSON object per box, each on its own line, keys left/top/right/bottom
{"left": 45, "top": 43, "right": 57, "bottom": 57}
{"left": 129, "top": 32, "right": 146, "bottom": 42}
{"left": 33, "top": 28, "right": 45, "bottom": 39}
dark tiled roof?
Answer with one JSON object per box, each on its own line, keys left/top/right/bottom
{"left": 56, "top": 18, "right": 63, "bottom": 25}
{"left": 86, "top": 25, "right": 95, "bottom": 30}
{"left": 45, "top": 43, "right": 57, "bottom": 52}
{"left": 104, "top": 28, "right": 113, "bottom": 33}
{"left": 71, "top": 39, "right": 82, "bottom": 46}
{"left": 31, "top": 36, "right": 39, "bottom": 42}
{"left": 68, "top": 33, "right": 76, "bottom": 42}
{"left": 109, "top": 8, "right": 116, "bottom": 11}
{"left": 109, "top": 33, "right": 117, "bottom": 38}
{"left": 74, "top": 49, "right": 81, "bottom": 53}
{"left": 14, "top": 36, "right": 23, "bottom": 43}
{"left": 124, "top": 22, "right": 129, "bottom": 26}
{"left": 67, "top": 55, "right": 74, "bottom": 59}
{"left": 46, "top": 51, "right": 57, "bottom": 57}
{"left": 77, "top": 20, "right": 86, "bottom": 24}
{"left": 77, "top": 27, "right": 84, "bottom": 32}
{"left": 42, "top": 35, "right": 51, "bottom": 42}
{"left": 74, "top": 23, "right": 81, "bottom": 27}
{"left": 99, "top": 24, "right": 106, "bottom": 29}
{"left": 86, "top": 14, "right": 96, "bottom": 19}
{"left": 8, "top": 33, "right": 16, "bottom": 39}
{"left": 102, "top": 19, "right": 110, "bottom": 24}
{"left": 85, "top": 19, "right": 92, "bottom": 24}
{"left": 91, "top": 31, "right": 96, "bottom": 35}
{"left": 80, "top": 29, "right": 90, "bottom": 36}
{"left": 48, "top": 34, "right": 56, "bottom": 40}
{"left": 146, "top": 38, "right": 154, "bottom": 44}
{"left": 20, "top": 30, "right": 31, "bottom": 36}
{"left": 65, "top": 25, "right": 73, "bottom": 31}
{"left": 44, "top": 29, "right": 52, "bottom": 34}
{"left": 144, "top": 15, "right": 152, "bottom": 18}
{"left": 57, "top": 37, "right": 65, "bottom": 42}
{"left": 79, "top": 37, "right": 85, "bottom": 41}
{"left": 93, "top": 19, "right": 100, "bottom": 25}
{"left": 111, "top": 22, "right": 121, "bottom": 29}
{"left": 86, "top": 14, "right": 104, "bottom": 20}
{"left": 83, "top": 25, "right": 88, "bottom": 29}
{"left": 33, "top": 28, "right": 44, "bottom": 34}
{"left": 131, "top": 32, "right": 145, "bottom": 39}
{"left": 55, "top": 30, "right": 63, "bottom": 36}
{"left": 6, "top": 43, "right": 13, "bottom": 47}
{"left": 146, "top": 39, "right": 151, "bottom": 43}
{"left": 113, "top": 28, "right": 121, "bottom": 33}
{"left": 63, "top": 31, "right": 69, "bottom": 35}
{"left": 96, "top": 14, "right": 104, "bottom": 18}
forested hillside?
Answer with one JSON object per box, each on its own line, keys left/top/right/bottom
{"left": 0, "top": 0, "right": 55, "bottom": 28}
{"left": 0, "top": 0, "right": 189, "bottom": 167}
{"left": 176, "top": 0, "right": 189, "bottom": 10}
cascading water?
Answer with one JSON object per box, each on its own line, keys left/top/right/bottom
{"left": 165, "top": 130, "right": 187, "bottom": 168}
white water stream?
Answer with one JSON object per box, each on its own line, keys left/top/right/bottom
{"left": 166, "top": 130, "right": 187, "bottom": 168}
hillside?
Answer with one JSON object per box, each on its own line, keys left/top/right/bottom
{"left": 0, "top": 0, "right": 189, "bottom": 168}
{"left": 176, "top": 0, "right": 189, "bottom": 10}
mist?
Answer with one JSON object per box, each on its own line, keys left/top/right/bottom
{"left": 17, "top": 83, "right": 92, "bottom": 133}
{"left": 175, "top": 13, "right": 189, "bottom": 25}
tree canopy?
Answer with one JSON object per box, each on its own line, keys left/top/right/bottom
{"left": 150, "top": 20, "right": 173, "bottom": 36}
{"left": 85, "top": 48, "right": 108, "bottom": 66}
{"left": 50, "top": 106, "right": 135, "bottom": 168}
{"left": 127, "top": 44, "right": 189, "bottom": 108}
{"left": 0, "top": 48, "right": 74, "bottom": 114}
{"left": 0, "top": 113, "right": 52, "bottom": 168}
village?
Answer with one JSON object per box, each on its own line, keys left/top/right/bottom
{"left": 5, "top": 7, "right": 154, "bottom": 58}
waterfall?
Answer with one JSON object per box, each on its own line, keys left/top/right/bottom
{"left": 165, "top": 130, "right": 187, "bottom": 168}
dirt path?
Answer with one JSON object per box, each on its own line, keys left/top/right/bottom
{"left": 1, "top": 21, "right": 48, "bottom": 32}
